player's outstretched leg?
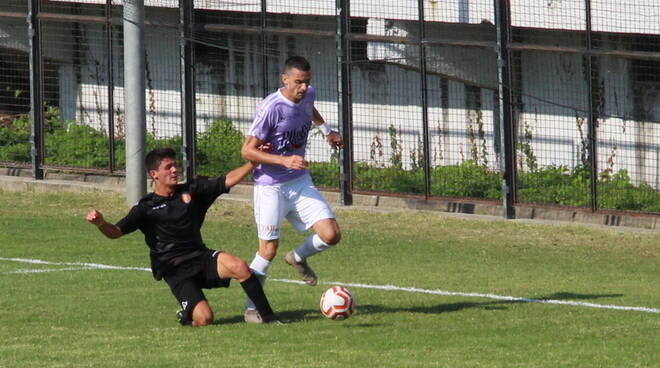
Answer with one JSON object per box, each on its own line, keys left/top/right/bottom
{"left": 245, "top": 239, "right": 279, "bottom": 322}
{"left": 217, "top": 252, "right": 287, "bottom": 324}
{"left": 240, "top": 274, "right": 288, "bottom": 324}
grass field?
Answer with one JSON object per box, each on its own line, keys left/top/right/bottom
{"left": 0, "top": 188, "right": 658, "bottom": 367}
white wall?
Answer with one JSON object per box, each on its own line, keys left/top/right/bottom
{"left": 47, "top": 5, "right": 660, "bottom": 188}
{"left": 51, "top": 0, "right": 660, "bottom": 34}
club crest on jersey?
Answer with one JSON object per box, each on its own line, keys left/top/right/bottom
{"left": 181, "top": 192, "right": 192, "bottom": 204}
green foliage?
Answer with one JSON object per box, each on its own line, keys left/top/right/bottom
{"left": 517, "top": 120, "right": 538, "bottom": 172}
{"left": 196, "top": 119, "right": 245, "bottom": 177}
{"left": 46, "top": 122, "right": 111, "bottom": 167}
{"left": 431, "top": 161, "right": 502, "bottom": 199}
{"left": 0, "top": 114, "right": 30, "bottom": 162}
{"left": 353, "top": 162, "right": 425, "bottom": 193}
{"left": 388, "top": 124, "right": 403, "bottom": 169}
{"left": 517, "top": 166, "right": 591, "bottom": 207}
{"left": 598, "top": 170, "right": 660, "bottom": 212}
{"left": 309, "top": 160, "right": 339, "bottom": 187}
{"left": 1, "top": 110, "right": 659, "bottom": 213}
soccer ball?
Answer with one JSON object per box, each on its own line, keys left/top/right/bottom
{"left": 320, "top": 286, "right": 354, "bottom": 320}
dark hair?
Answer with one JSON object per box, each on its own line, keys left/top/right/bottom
{"left": 283, "top": 56, "right": 311, "bottom": 74}
{"left": 145, "top": 147, "right": 176, "bottom": 171}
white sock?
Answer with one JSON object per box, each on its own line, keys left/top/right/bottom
{"left": 246, "top": 253, "right": 271, "bottom": 310}
{"left": 249, "top": 252, "right": 271, "bottom": 276}
{"left": 294, "top": 233, "right": 330, "bottom": 262}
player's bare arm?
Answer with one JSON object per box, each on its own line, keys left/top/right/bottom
{"left": 312, "top": 107, "right": 343, "bottom": 150}
{"left": 224, "top": 161, "right": 256, "bottom": 188}
{"left": 86, "top": 209, "right": 123, "bottom": 239}
{"left": 241, "top": 135, "right": 308, "bottom": 170}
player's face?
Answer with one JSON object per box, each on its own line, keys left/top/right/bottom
{"left": 150, "top": 157, "right": 178, "bottom": 187}
{"left": 282, "top": 68, "right": 311, "bottom": 103}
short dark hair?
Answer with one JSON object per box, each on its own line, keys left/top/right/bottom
{"left": 283, "top": 56, "right": 311, "bottom": 74}
{"left": 145, "top": 147, "right": 176, "bottom": 171}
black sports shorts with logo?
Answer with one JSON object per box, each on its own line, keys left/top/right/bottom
{"left": 163, "top": 249, "right": 230, "bottom": 325}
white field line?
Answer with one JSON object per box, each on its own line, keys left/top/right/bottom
{"left": 6, "top": 267, "right": 95, "bottom": 274}
{"left": 2, "top": 257, "right": 659, "bottom": 314}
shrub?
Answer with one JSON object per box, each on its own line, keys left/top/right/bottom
{"left": 196, "top": 119, "right": 245, "bottom": 177}
{"left": 0, "top": 114, "right": 31, "bottom": 162}
{"left": 1, "top": 112, "right": 659, "bottom": 213}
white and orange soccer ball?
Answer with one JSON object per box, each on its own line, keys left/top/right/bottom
{"left": 320, "top": 286, "right": 354, "bottom": 320}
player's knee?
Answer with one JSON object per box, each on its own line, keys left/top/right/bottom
{"left": 192, "top": 304, "right": 214, "bottom": 326}
{"left": 193, "top": 313, "right": 214, "bottom": 327}
{"left": 234, "top": 261, "right": 252, "bottom": 280}
{"left": 225, "top": 256, "right": 251, "bottom": 280}
{"left": 319, "top": 230, "right": 341, "bottom": 246}
{"left": 219, "top": 253, "right": 251, "bottom": 280}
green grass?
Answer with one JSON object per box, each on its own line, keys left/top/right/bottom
{"left": 0, "top": 189, "right": 658, "bottom": 367}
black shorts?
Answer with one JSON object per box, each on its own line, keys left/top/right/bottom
{"left": 163, "top": 249, "right": 230, "bottom": 325}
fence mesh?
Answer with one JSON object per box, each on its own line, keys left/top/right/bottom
{"left": 0, "top": 2, "right": 30, "bottom": 166}
{"left": 0, "top": 0, "right": 658, "bottom": 215}
{"left": 590, "top": 2, "right": 660, "bottom": 212}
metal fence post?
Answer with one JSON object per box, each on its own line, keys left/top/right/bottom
{"left": 124, "top": 0, "right": 146, "bottom": 205}
{"left": 418, "top": 0, "right": 431, "bottom": 199}
{"left": 585, "top": 0, "right": 598, "bottom": 212}
{"left": 28, "top": 0, "right": 44, "bottom": 180}
{"left": 180, "top": 0, "right": 196, "bottom": 182}
{"left": 261, "top": 0, "right": 269, "bottom": 98}
{"left": 337, "top": 0, "right": 353, "bottom": 205}
{"left": 106, "top": 0, "right": 115, "bottom": 173}
{"left": 495, "top": 0, "right": 516, "bottom": 219}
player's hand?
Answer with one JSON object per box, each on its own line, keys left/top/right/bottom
{"left": 326, "top": 131, "right": 343, "bottom": 150}
{"left": 282, "top": 155, "right": 308, "bottom": 170}
{"left": 86, "top": 209, "right": 104, "bottom": 226}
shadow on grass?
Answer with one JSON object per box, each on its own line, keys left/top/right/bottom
{"left": 213, "top": 308, "right": 323, "bottom": 326}
{"left": 357, "top": 292, "right": 624, "bottom": 315}
{"left": 212, "top": 292, "right": 623, "bottom": 324}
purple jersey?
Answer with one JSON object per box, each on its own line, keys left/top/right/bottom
{"left": 248, "top": 86, "right": 316, "bottom": 185}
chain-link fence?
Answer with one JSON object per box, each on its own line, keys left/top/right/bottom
{"left": 1, "top": 0, "right": 659, "bottom": 215}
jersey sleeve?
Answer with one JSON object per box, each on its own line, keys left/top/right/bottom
{"left": 115, "top": 205, "right": 144, "bottom": 235}
{"left": 193, "top": 176, "right": 229, "bottom": 202}
{"left": 248, "top": 103, "right": 278, "bottom": 141}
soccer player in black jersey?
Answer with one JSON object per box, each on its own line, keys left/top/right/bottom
{"left": 86, "top": 147, "right": 285, "bottom": 326}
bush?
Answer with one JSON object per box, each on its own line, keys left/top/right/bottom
{"left": 310, "top": 161, "right": 340, "bottom": 188}
{"left": 430, "top": 161, "right": 501, "bottom": 199}
{"left": 517, "top": 166, "right": 591, "bottom": 207}
{"left": 196, "top": 119, "right": 245, "bottom": 177}
{"left": 0, "top": 114, "right": 31, "bottom": 162}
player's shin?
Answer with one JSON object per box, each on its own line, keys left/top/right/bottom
{"left": 240, "top": 273, "right": 275, "bottom": 319}
{"left": 246, "top": 253, "right": 270, "bottom": 310}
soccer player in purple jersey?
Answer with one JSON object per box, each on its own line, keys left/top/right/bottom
{"left": 240, "top": 56, "right": 344, "bottom": 323}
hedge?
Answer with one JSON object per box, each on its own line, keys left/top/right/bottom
{"left": 1, "top": 113, "right": 658, "bottom": 213}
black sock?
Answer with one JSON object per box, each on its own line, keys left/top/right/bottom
{"left": 240, "top": 273, "right": 274, "bottom": 319}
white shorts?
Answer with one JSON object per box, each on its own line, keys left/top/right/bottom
{"left": 253, "top": 174, "right": 335, "bottom": 240}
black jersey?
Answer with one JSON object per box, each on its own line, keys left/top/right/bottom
{"left": 116, "top": 176, "right": 229, "bottom": 280}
